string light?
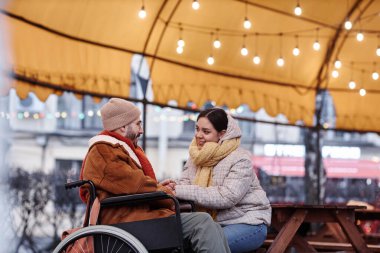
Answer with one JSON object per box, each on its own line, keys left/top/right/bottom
{"left": 213, "top": 39, "right": 221, "bottom": 49}
{"left": 332, "top": 69, "right": 339, "bottom": 78}
{"left": 334, "top": 58, "right": 342, "bottom": 69}
{"left": 356, "top": 31, "right": 364, "bottom": 42}
{"left": 176, "top": 27, "right": 185, "bottom": 54}
{"left": 372, "top": 71, "right": 379, "bottom": 80}
{"left": 87, "top": 110, "right": 94, "bottom": 117}
{"left": 176, "top": 46, "right": 184, "bottom": 54}
{"left": 348, "top": 62, "right": 356, "bottom": 89}
{"left": 192, "top": 0, "right": 200, "bottom": 10}
{"left": 243, "top": 1, "right": 252, "bottom": 30}
{"left": 253, "top": 33, "right": 261, "bottom": 64}
{"left": 344, "top": 19, "right": 352, "bottom": 30}
{"left": 313, "top": 28, "right": 320, "bottom": 51}
{"left": 349, "top": 80, "right": 356, "bottom": 89}
{"left": 294, "top": 0, "right": 302, "bottom": 16}
{"left": 277, "top": 33, "right": 284, "bottom": 67}
{"left": 372, "top": 62, "right": 379, "bottom": 80}
{"left": 241, "top": 35, "right": 248, "bottom": 56}
{"left": 207, "top": 33, "right": 215, "bottom": 65}
{"left": 207, "top": 55, "right": 215, "bottom": 65}
{"left": 138, "top": 0, "right": 147, "bottom": 19}
{"left": 377, "top": 35, "right": 380, "bottom": 56}
{"left": 277, "top": 57, "right": 285, "bottom": 67}
{"left": 213, "top": 29, "right": 221, "bottom": 49}
{"left": 177, "top": 38, "right": 185, "bottom": 47}
{"left": 241, "top": 47, "right": 248, "bottom": 56}
{"left": 344, "top": 0, "right": 352, "bottom": 30}
{"left": 292, "top": 35, "right": 300, "bottom": 56}
{"left": 359, "top": 69, "right": 366, "bottom": 96}
{"left": 253, "top": 55, "right": 261, "bottom": 64}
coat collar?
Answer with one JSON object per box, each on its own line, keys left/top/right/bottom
{"left": 88, "top": 135, "right": 142, "bottom": 168}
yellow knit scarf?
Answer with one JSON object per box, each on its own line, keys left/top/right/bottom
{"left": 189, "top": 137, "right": 240, "bottom": 219}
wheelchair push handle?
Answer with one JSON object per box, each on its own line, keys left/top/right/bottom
{"left": 65, "top": 180, "right": 97, "bottom": 204}
{"left": 65, "top": 180, "right": 87, "bottom": 189}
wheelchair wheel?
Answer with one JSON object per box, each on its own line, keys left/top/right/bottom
{"left": 53, "top": 225, "right": 148, "bottom": 253}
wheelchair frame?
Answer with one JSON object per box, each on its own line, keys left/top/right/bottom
{"left": 53, "top": 180, "right": 185, "bottom": 253}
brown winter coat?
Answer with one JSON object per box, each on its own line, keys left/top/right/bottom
{"left": 82, "top": 135, "right": 174, "bottom": 225}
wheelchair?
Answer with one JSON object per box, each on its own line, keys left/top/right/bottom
{"left": 53, "top": 180, "right": 190, "bottom": 253}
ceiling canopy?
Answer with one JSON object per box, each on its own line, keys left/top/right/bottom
{"left": 1, "top": 0, "right": 380, "bottom": 132}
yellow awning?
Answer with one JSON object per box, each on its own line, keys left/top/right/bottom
{"left": 1, "top": 0, "right": 380, "bottom": 132}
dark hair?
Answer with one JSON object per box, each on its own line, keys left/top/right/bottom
{"left": 197, "top": 108, "right": 228, "bottom": 132}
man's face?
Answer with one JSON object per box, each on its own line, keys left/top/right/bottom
{"left": 125, "top": 119, "right": 143, "bottom": 146}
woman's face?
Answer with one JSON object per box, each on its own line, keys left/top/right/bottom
{"left": 195, "top": 117, "right": 224, "bottom": 147}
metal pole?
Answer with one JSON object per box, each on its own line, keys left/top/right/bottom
{"left": 142, "top": 98, "right": 147, "bottom": 151}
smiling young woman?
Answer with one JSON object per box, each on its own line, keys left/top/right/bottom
{"left": 174, "top": 108, "right": 272, "bottom": 253}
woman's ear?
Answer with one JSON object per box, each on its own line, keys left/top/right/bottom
{"left": 218, "top": 130, "right": 226, "bottom": 140}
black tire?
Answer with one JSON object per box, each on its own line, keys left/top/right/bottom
{"left": 53, "top": 225, "right": 148, "bottom": 253}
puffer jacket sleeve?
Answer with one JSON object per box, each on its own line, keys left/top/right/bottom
{"left": 175, "top": 159, "right": 192, "bottom": 185}
{"left": 175, "top": 154, "right": 253, "bottom": 209}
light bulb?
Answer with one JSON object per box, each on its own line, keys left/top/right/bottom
{"left": 294, "top": 5, "right": 302, "bottom": 16}
{"left": 376, "top": 47, "right": 380, "bottom": 56}
{"left": 356, "top": 32, "right": 364, "bottom": 42}
{"left": 207, "top": 55, "right": 214, "bottom": 65}
{"left": 313, "top": 41, "right": 320, "bottom": 51}
{"left": 177, "top": 39, "right": 185, "bottom": 47}
{"left": 192, "top": 0, "right": 200, "bottom": 10}
{"left": 334, "top": 60, "right": 342, "bottom": 69}
{"left": 293, "top": 47, "right": 300, "bottom": 56}
{"left": 277, "top": 57, "right": 285, "bottom": 67}
{"left": 332, "top": 70, "right": 339, "bottom": 78}
{"left": 349, "top": 80, "right": 356, "bottom": 89}
{"left": 176, "top": 46, "right": 183, "bottom": 54}
{"left": 241, "top": 47, "right": 248, "bottom": 56}
{"left": 213, "top": 39, "right": 221, "bottom": 49}
{"left": 253, "top": 55, "right": 261, "bottom": 64}
{"left": 344, "top": 20, "right": 352, "bottom": 30}
{"left": 243, "top": 18, "right": 251, "bottom": 29}
{"left": 138, "top": 6, "right": 147, "bottom": 19}
{"left": 359, "top": 88, "right": 366, "bottom": 96}
{"left": 372, "top": 71, "right": 379, "bottom": 80}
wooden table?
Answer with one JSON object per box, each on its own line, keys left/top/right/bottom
{"left": 356, "top": 209, "right": 380, "bottom": 221}
{"left": 267, "top": 204, "right": 370, "bottom": 253}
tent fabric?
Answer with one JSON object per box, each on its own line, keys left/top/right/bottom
{"left": 4, "top": 15, "right": 132, "bottom": 101}
{"left": 1, "top": 0, "right": 380, "bottom": 131}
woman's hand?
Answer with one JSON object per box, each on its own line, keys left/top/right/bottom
{"left": 160, "top": 179, "right": 176, "bottom": 193}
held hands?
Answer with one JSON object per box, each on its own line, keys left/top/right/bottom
{"left": 160, "top": 178, "right": 176, "bottom": 194}
{"left": 160, "top": 179, "right": 177, "bottom": 211}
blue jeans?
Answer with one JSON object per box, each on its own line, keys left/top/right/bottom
{"left": 222, "top": 223, "right": 267, "bottom": 253}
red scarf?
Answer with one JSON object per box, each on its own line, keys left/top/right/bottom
{"left": 79, "top": 131, "right": 157, "bottom": 202}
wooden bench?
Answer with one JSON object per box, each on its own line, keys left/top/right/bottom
{"left": 263, "top": 239, "right": 380, "bottom": 252}
{"left": 268, "top": 204, "right": 371, "bottom": 253}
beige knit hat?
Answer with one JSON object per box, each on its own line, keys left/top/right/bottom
{"left": 100, "top": 98, "right": 141, "bottom": 131}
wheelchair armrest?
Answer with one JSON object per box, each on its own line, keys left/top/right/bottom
{"left": 178, "top": 199, "right": 195, "bottom": 212}
{"left": 100, "top": 191, "right": 180, "bottom": 215}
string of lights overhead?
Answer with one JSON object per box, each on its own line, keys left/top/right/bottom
{"left": 136, "top": 0, "right": 380, "bottom": 97}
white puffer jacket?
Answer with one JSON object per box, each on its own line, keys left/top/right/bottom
{"left": 175, "top": 115, "right": 271, "bottom": 226}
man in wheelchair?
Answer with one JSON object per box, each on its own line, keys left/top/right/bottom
{"left": 79, "top": 98, "right": 231, "bottom": 253}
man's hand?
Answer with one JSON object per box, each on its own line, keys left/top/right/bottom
{"left": 160, "top": 178, "right": 176, "bottom": 193}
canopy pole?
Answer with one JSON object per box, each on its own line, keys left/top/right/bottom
{"left": 142, "top": 98, "right": 147, "bottom": 151}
